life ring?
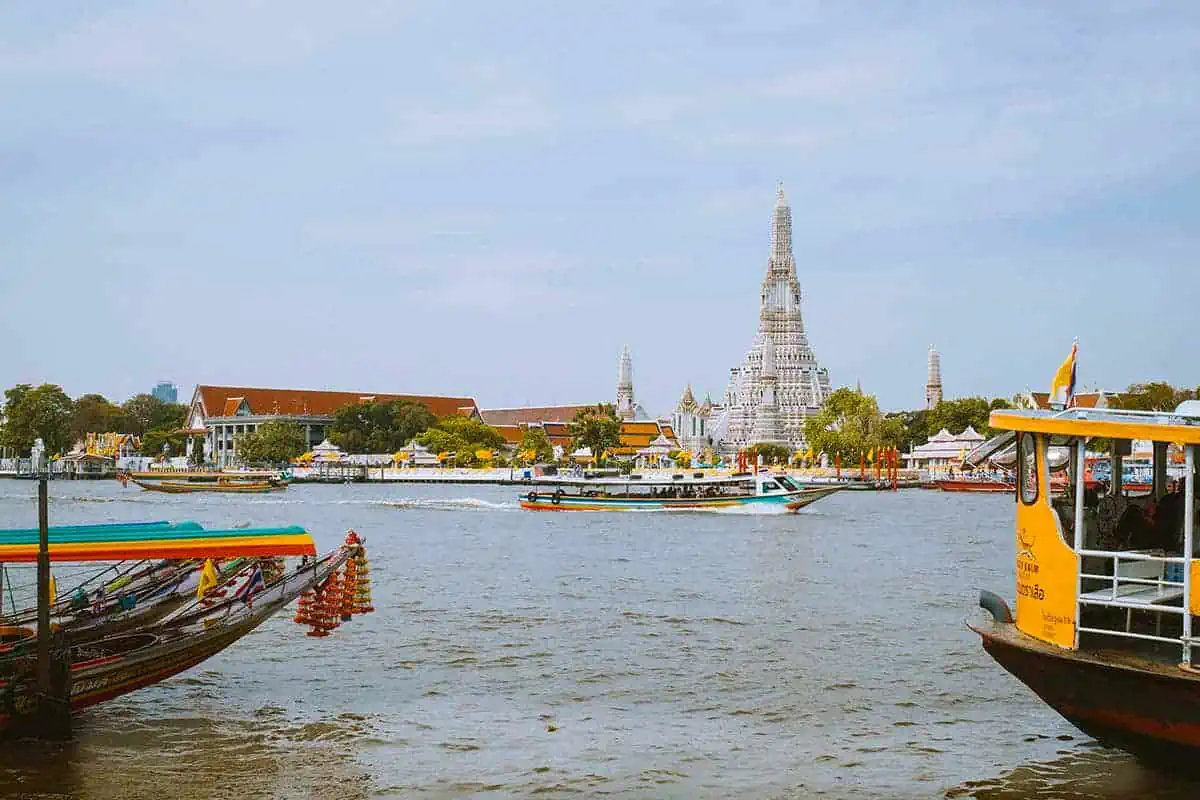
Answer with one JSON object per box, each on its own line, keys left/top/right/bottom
{"left": 528, "top": 492, "right": 538, "bottom": 503}
{"left": 552, "top": 489, "right": 563, "bottom": 505}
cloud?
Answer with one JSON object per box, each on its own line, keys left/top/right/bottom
{"left": 0, "top": 2, "right": 415, "bottom": 78}
{"left": 391, "top": 93, "right": 555, "bottom": 145}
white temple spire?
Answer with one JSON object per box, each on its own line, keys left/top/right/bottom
{"left": 616, "top": 345, "right": 635, "bottom": 419}
{"left": 925, "top": 345, "right": 943, "bottom": 409}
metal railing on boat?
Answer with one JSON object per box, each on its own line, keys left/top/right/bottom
{"left": 1070, "top": 443, "right": 1196, "bottom": 662}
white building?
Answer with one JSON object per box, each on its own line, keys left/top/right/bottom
{"left": 672, "top": 385, "right": 713, "bottom": 458}
{"left": 710, "top": 184, "right": 832, "bottom": 453}
{"left": 902, "top": 427, "right": 986, "bottom": 470}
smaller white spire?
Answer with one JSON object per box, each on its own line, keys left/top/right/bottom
{"left": 618, "top": 345, "right": 633, "bottom": 387}
{"left": 761, "top": 333, "right": 777, "bottom": 378}
{"left": 776, "top": 180, "right": 786, "bottom": 207}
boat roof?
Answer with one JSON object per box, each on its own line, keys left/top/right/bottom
{"left": 532, "top": 472, "right": 772, "bottom": 487}
{"left": 0, "top": 521, "right": 316, "bottom": 562}
{"left": 990, "top": 406, "right": 1200, "bottom": 445}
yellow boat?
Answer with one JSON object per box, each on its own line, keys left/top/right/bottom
{"left": 972, "top": 400, "right": 1200, "bottom": 768}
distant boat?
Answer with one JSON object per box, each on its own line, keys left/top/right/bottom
{"left": 519, "top": 471, "right": 841, "bottom": 512}
{"left": 936, "top": 478, "right": 1015, "bottom": 493}
{"left": 121, "top": 474, "right": 287, "bottom": 494}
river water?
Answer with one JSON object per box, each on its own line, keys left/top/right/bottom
{"left": 0, "top": 479, "right": 1195, "bottom": 799}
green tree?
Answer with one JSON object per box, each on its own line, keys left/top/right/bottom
{"left": 0, "top": 384, "right": 32, "bottom": 451}
{"left": 892, "top": 409, "right": 929, "bottom": 454}
{"left": 329, "top": 400, "right": 437, "bottom": 453}
{"left": 122, "top": 394, "right": 186, "bottom": 436}
{"left": 745, "top": 443, "right": 791, "bottom": 466}
{"left": 434, "top": 415, "right": 505, "bottom": 451}
{"left": 140, "top": 427, "right": 187, "bottom": 458}
{"left": 189, "top": 436, "right": 206, "bottom": 466}
{"left": 416, "top": 427, "right": 465, "bottom": 456}
{"left": 803, "top": 387, "right": 890, "bottom": 460}
{"left": 1, "top": 384, "right": 73, "bottom": 454}
{"left": 1113, "top": 382, "right": 1194, "bottom": 412}
{"left": 414, "top": 415, "right": 506, "bottom": 464}
{"left": 926, "top": 397, "right": 993, "bottom": 437}
{"left": 70, "top": 394, "right": 128, "bottom": 441}
{"left": 235, "top": 420, "right": 308, "bottom": 465}
{"left": 517, "top": 427, "right": 554, "bottom": 463}
{"left": 568, "top": 404, "right": 622, "bottom": 462}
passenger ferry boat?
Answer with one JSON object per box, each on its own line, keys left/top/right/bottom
{"left": 519, "top": 471, "right": 842, "bottom": 512}
{"left": 973, "top": 402, "right": 1200, "bottom": 766}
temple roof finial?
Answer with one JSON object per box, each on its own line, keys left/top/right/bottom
{"left": 776, "top": 181, "right": 786, "bottom": 207}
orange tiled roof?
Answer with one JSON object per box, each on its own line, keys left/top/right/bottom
{"left": 494, "top": 425, "right": 524, "bottom": 444}
{"left": 194, "top": 385, "right": 477, "bottom": 421}
{"left": 1029, "top": 391, "right": 1108, "bottom": 410}
{"left": 479, "top": 405, "right": 600, "bottom": 427}
{"left": 619, "top": 421, "right": 676, "bottom": 450}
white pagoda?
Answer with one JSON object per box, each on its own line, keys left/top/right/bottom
{"left": 712, "top": 184, "right": 832, "bottom": 453}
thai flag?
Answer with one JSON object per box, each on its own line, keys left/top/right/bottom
{"left": 236, "top": 565, "right": 266, "bottom": 608}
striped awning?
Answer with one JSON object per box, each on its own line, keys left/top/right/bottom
{"left": 0, "top": 521, "right": 317, "bottom": 562}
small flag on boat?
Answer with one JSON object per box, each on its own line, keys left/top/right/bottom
{"left": 197, "top": 558, "right": 220, "bottom": 600}
{"left": 236, "top": 565, "right": 266, "bottom": 608}
{"left": 1049, "top": 339, "right": 1078, "bottom": 408}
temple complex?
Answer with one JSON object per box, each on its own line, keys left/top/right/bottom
{"left": 708, "top": 184, "right": 832, "bottom": 453}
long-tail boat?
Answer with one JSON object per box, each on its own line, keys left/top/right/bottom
{"left": 0, "top": 543, "right": 364, "bottom": 731}
{"left": 936, "top": 477, "right": 1016, "bottom": 493}
{"left": 121, "top": 474, "right": 287, "bottom": 494}
{"left": 972, "top": 400, "right": 1200, "bottom": 768}
{"left": 0, "top": 518, "right": 374, "bottom": 735}
{"left": 519, "top": 471, "right": 841, "bottom": 512}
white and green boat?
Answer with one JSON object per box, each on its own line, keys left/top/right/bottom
{"left": 519, "top": 471, "right": 841, "bottom": 512}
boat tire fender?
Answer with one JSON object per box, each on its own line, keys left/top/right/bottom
{"left": 552, "top": 489, "right": 563, "bottom": 505}
{"left": 528, "top": 492, "right": 538, "bottom": 503}
{"left": 979, "top": 590, "right": 1013, "bottom": 623}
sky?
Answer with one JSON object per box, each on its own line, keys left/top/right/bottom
{"left": 1, "top": 1, "right": 1197, "bottom": 415}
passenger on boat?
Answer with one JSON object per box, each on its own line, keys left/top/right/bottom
{"left": 1156, "top": 480, "right": 1185, "bottom": 548}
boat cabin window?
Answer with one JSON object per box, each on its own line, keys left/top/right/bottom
{"left": 1019, "top": 433, "right": 1038, "bottom": 505}
{"left": 776, "top": 476, "right": 799, "bottom": 491}
{"left": 760, "top": 480, "right": 782, "bottom": 493}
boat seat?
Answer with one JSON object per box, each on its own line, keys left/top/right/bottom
{"left": 1078, "top": 556, "right": 1184, "bottom": 633}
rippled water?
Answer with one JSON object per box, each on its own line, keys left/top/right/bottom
{"left": 0, "top": 479, "right": 1196, "bottom": 798}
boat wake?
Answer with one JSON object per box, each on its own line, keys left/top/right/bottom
{"left": 376, "top": 497, "right": 517, "bottom": 512}
{"left": 708, "top": 504, "right": 793, "bottom": 516}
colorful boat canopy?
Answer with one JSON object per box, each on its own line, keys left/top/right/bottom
{"left": 0, "top": 522, "right": 316, "bottom": 562}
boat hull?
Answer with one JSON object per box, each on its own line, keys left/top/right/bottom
{"left": 936, "top": 480, "right": 1014, "bottom": 493}
{"left": 973, "top": 620, "right": 1200, "bottom": 769}
{"left": 129, "top": 477, "right": 285, "bottom": 494}
{"left": 519, "top": 487, "right": 841, "bottom": 512}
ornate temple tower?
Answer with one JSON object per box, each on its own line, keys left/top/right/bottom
{"left": 673, "top": 385, "right": 713, "bottom": 457}
{"left": 925, "top": 345, "right": 943, "bottom": 409}
{"left": 616, "top": 345, "right": 635, "bottom": 420}
{"left": 717, "top": 183, "right": 832, "bottom": 453}
{"left": 749, "top": 333, "right": 786, "bottom": 446}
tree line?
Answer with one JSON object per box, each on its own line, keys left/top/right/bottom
{"left": 238, "top": 400, "right": 607, "bottom": 466}
{"left": 0, "top": 384, "right": 188, "bottom": 457}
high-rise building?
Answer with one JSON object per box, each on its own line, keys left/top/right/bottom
{"left": 710, "top": 184, "right": 832, "bottom": 452}
{"left": 925, "top": 346, "right": 943, "bottom": 409}
{"left": 152, "top": 381, "right": 178, "bottom": 404}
